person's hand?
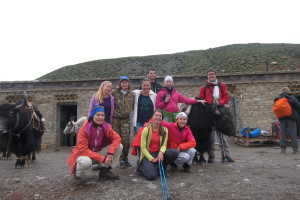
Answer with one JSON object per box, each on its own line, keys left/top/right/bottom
{"left": 105, "top": 154, "right": 113, "bottom": 165}
{"left": 151, "top": 157, "right": 158, "bottom": 163}
{"left": 165, "top": 95, "right": 170, "bottom": 103}
{"left": 157, "top": 151, "right": 164, "bottom": 162}
{"left": 197, "top": 99, "right": 206, "bottom": 105}
{"left": 177, "top": 146, "right": 181, "bottom": 152}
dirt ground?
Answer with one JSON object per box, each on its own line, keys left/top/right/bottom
{"left": 1, "top": 137, "right": 300, "bottom": 200}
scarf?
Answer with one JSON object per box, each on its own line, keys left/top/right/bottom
{"left": 210, "top": 79, "right": 220, "bottom": 100}
{"left": 164, "top": 86, "right": 173, "bottom": 95}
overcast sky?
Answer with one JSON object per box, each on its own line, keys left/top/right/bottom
{"left": 0, "top": 0, "right": 299, "bottom": 81}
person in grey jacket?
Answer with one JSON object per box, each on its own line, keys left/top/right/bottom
{"left": 274, "top": 87, "right": 300, "bottom": 154}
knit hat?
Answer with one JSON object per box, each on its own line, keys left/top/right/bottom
{"left": 164, "top": 75, "right": 173, "bottom": 84}
{"left": 176, "top": 112, "right": 188, "bottom": 119}
{"left": 91, "top": 105, "right": 105, "bottom": 118}
{"left": 120, "top": 76, "right": 129, "bottom": 82}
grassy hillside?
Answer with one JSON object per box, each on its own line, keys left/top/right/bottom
{"left": 38, "top": 43, "right": 300, "bottom": 80}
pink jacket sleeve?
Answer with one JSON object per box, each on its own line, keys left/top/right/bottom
{"left": 178, "top": 92, "right": 197, "bottom": 104}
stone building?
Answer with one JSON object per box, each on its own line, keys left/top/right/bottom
{"left": 0, "top": 71, "right": 299, "bottom": 147}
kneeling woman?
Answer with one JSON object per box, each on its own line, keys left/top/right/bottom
{"left": 139, "top": 109, "right": 179, "bottom": 180}
{"left": 161, "top": 112, "right": 196, "bottom": 172}
{"left": 67, "top": 105, "right": 123, "bottom": 181}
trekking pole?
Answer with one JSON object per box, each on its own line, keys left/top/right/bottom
{"left": 159, "top": 160, "right": 171, "bottom": 200}
{"left": 217, "top": 131, "right": 226, "bottom": 163}
{"left": 158, "top": 161, "right": 165, "bottom": 200}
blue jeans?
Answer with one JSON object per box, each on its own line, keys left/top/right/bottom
{"left": 139, "top": 149, "right": 179, "bottom": 180}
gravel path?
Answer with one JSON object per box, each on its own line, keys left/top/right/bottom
{"left": 1, "top": 138, "right": 300, "bottom": 200}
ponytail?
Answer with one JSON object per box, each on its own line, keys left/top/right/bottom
{"left": 159, "top": 123, "right": 165, "bottom": 136}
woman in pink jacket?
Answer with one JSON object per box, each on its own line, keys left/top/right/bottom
{"left": 156, "top": 75, "right": 205, "bottom": 122}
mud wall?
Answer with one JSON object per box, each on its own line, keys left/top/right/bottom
{"left": 0, "top": 71, "right": 299, "bottom": 146}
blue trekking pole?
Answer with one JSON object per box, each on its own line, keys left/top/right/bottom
{"left": 159, "top": 160, "right": 171, "bottom": 200}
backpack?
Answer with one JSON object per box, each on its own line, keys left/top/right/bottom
{"left": 272, "top": 97, "right": 292, "bottom": 119}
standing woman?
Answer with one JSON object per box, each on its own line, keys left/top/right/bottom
{"left": 133, "top": 78, "right": 157, "bottom": 133}
{"left": 67, "top": 105, "right": 122, "bottom": 181}
{"left": 156, "top": 75, "right": 205, "bottom": 122}
{"left": 88, "top": 81, "right": 114, "bottom": 124}
{"left": 112, "top": 76, "right": 134, "bottom": 169}
{"left": 139, "top": 109, "right": 179, "bottom": 180}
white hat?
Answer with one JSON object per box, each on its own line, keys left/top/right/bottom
{"left": 164, "top": 75, "right": 173, "bottom": 84}
{"left": 176, "top": 112, "right": 188, "bottom": 119}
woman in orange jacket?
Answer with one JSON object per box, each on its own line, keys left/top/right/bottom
{"left": 161, "top": 112, "right": 196, "bottom": 172}
{"left": 67, "top": 105, "right": 123, "bottom": 182}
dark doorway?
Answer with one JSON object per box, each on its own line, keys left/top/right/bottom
{"left": 57, "top": 103, "right": 77, "bottom": 147}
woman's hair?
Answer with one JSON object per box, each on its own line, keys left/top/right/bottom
{"left": 152, "top": 109, "right": 165, "bottom": 136}
{"left": 95, "top": 81, "right": 112, "bottom": 104}
{"left": 118, "top": 79, "right": 131, "bottom": 91}
{"left": 140, "top": 78, "right": 151, "bottom": 88}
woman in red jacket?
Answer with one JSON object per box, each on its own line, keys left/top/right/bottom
{"left": 161, "top": 112, "right": 197, "bottom": 172}
{"left": 67, "top": 105, "right": 123, "bottom": 182}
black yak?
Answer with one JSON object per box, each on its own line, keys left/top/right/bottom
{"left": 0, "top": 92, "right": 44, "bottom": 168}
{"left": 186, "top": 99, "right": 235, "bottom": 164}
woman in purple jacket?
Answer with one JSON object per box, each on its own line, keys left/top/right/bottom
{"left": 156, "top": 75, "right": 205, "bottom": 122}
{"left": 88, "top": 81, "right": 114, "bottom": 124}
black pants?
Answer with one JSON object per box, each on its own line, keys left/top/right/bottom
{"left": 139, "top": 149, "right": 178, "bottom": 180}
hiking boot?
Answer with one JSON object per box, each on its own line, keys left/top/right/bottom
{"left": 170, "top": 163, "right": 178, "bottom": 173}
{"left": 92, "top": 164, "right": 101, "bottom": 171}
{"left": 123, "top": 160, "right": 132, "bottom": 167}
{"left": 281, "top": 149, "right": 286, "bottom": 154}
{"left": 223, "top": 156, "right": 235, "bottom": 162}
{"left": 183, "top": 163, "right": 193, "bottom": 173}
{"left": 72, "top": 174, "right": 82, "bottom": 184}
{"left": 99, "top": 167, "right": 119, "bottom": 180}
{"left": 120, "top": 161, "right": 126, "bottom": 169}
{"left": 208, "top": 156, "right": 214, "bottom": 163}
{"left": 120, "top": 160, "right": 132, "bottom": 169}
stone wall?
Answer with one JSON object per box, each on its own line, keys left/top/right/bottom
{"left": 0, "top": 71, "right": 299, "bottom": 147}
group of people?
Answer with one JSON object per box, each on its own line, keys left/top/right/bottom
{"left": 67, "top": 68, "right": 235, "bottom": 182}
